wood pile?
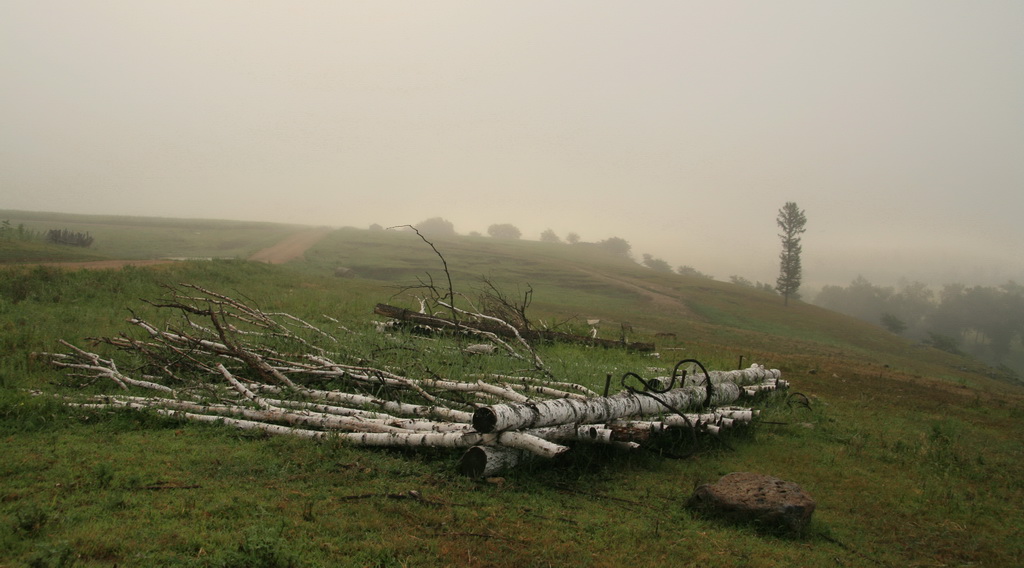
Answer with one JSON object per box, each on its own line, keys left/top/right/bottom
{"left": 38, "top": 284, "right": 786, "bottom": 476}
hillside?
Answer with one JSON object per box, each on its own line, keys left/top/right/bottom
{"left": 0, "top": 209, "right": 308, "bottom": 261}
{"left": 1, "top": 214, "right": 1022, "bottom": 567}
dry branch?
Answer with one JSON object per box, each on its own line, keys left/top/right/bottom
{"left": 374, "top": 303, "right": 655, "bottom": 352}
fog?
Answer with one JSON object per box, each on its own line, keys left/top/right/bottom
{"left": 3, "top": 1, "right": 1022, "bottom": 289}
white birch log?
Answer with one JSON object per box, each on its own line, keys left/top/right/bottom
{"left": 473, "top": 381, "right": 747, "bottom": 433}
{"left": 525, "top": 424, "right": 615, "bottom": 444}
{"left": 457, "top": 427, "right": 636, "bottom": 478}
{"left": 493, "top": 431, "right": 570, "bottom": 458}
{"left": 473, "top": 366, "right": 782, "bottom": 433}
{"left": 252, "top": 384, "right": 475, "bottom": 423}
{"left": 151, "top": 409, "right": 332, "bottom": 440}
{"left": 418, "top": 378, "right": 531, "bottom": 403}
{"left": 717, "top": 407, "right": 759, "bottom": 421}
{"left": 70, "top": 397, "right": 406, "bottom": 434}
{"left": 73, "top": 398, "right": 564, "bottom": 457}
{"left": 254, "top": 399, "right": 471, "bottom": 433}
{"left": 257, "top": 398, "right": 396, "bottom": 420}
{"left": 470, "top": 374, "right": 600, "bottom": 398}
{"left": 667, "top": 365, "right": 781, "bottom": 388}
{"left": 458, "top": 446, "right": 532, "bottom": 478}
{"left": 149, "top": 409, "right": 491, "bottom": 446}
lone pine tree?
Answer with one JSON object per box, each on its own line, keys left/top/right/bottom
{"left": 776, "top": 202, "right": 807, "bottom": 306}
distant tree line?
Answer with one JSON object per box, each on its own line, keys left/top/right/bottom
{"left": 638, "top": 253, "right": 714, "bottom": 280}
{"left": 1, "top": 220, "right": 94, "bottom": 248}
{"left": 675, "top": 265, "right": 714, "bottom": 280}
{"left": 46, "top": 228, "right": 94, "bottom": 248}
{"left": 408, "top": 218, "right": 635, "bottom": 255}
{"left": 814, "top": 276, "right": 1024, "bottom": 371}
{"left": 729, "top": 275, "right": 776, "bottom": 293}
{"left": 0, "top": 220, "right": 42, "bottom": 242}
{"left": 406, "top": 217, "right": 722, "bottom": 278}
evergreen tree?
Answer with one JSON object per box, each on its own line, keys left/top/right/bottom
{"left": 775, "top": 202, "right": 807, "bottom": 306}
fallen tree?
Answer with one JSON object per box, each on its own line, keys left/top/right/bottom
{"left": 374, "top": 303, "right": 656, "bottom": 352}
{"left": 37, "top": 284, "right": 786, "bottom": 476}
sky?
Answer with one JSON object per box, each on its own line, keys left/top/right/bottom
{"left": 2, "top": 1, "right": 1022, "bottom": 289}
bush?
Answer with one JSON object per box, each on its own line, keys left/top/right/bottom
{"left": 925, "top": 332, "right": 962, "bottom": 355}
{"left": 487, "top": 223, "right": 522, "bottom": 239}
{"left": 539, "top": 229, "right": 561, "bottom": 243}
{"left": 413, "top": 218, "right": 456, "bottom": 237}
{"left": 597, "top": 236, "right": 630, "bottom": 256}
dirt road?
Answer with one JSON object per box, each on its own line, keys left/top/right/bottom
{"left": 247, "top": 228, "right": 332, "bottom": 264}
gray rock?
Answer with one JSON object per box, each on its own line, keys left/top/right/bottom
{"left": 687, "top": 472, "right": 816, "bottom": 533}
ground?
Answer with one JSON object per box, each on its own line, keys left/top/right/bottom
{"left": 246, "top": 228, "right": 332, "bottom": 264}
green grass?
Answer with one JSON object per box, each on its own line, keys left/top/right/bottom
{"left": 1, "top": 210, "right": 308, "bottom": 261}
{"left": 0, "top": 239, "right": 110, "bottom": 263}
{"left": 1, "top": 216, "right": 1023, "bottom": 567}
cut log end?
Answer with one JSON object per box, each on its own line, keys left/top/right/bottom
{"left": 456, "top": 446, "right": 487, "bottom": 476}
{"left": 457, "top": 446, "right": 490, "bottom": 478}
{"left": 472, "top": 407, "right": 499, "bottom": 433}
{"left": 457, "top": 445, "right": 531, "bottom": 478}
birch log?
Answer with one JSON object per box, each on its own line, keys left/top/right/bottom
{"left": 458, "top": 446, "right": 532, "bottom": 478}
{"left": 150, "top": 409, "right": 492, "bottom": 447}
{"left": 39, "top": 284, "right": 790, "bottom": 477}
{"left": 472, "top": 368, "right": 781, "bottom": 433}
{"left": 473, "top": 383, "right": 736, "bottom": 433}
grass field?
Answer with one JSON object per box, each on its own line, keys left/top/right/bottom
{"left": 2, "top": 213, "right": 1022, "bottom": 567}
{"left": 1, "top": 210, "right": 308, "bottom": 261}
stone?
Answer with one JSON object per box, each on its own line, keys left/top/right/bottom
{"left": 686, "top": 472, "right": 816, "bottom": 533}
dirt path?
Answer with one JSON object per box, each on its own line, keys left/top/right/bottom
{"left": 247, "top": 228, "right": 332, "bottom": 264}
{"left": 574, "top": 267, "right": 700, "bottom": 320}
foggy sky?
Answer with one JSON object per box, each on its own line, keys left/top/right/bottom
{"left": 3, "top": 1, "right": 1022, "bottom": 289}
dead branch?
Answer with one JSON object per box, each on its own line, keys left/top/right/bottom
{"left": 374, "top": 303, "right": 654, "bottom": 352}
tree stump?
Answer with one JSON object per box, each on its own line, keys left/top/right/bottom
{"left": 687, "top": 472, "right": 816, "bottom": 533}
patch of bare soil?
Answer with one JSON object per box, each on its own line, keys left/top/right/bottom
{"left": 247, "top": 228, "right": 332, "bottom": 264}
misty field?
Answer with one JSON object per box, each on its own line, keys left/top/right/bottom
{"left": 2, "top": 216, "right": 1023, "bottom": 567}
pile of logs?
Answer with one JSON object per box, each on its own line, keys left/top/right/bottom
{"left": 38, "top": 284, "right": 786, "bottom": 476}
